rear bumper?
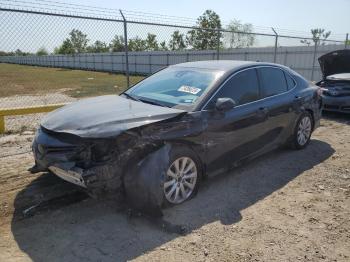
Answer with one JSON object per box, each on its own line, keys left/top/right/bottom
{"left": 321, "top": 95, "right": 350, "bottom": 113}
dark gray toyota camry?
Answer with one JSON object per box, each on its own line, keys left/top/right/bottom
{"left": 32, "top": 60, "right": 322, "bottom": 213}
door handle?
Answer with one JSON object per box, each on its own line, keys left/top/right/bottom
{"left": 294, "top": 96, "right": 303, "bottom": 102}
{"left": 258, "top": 107, "right": 269, "bottom": 114}
{"left": 256, "top": 107, "right": 269, "bottom": 119}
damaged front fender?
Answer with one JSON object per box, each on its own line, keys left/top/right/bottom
{"left": 123, "top": 144, "right": 171, "bottom": 217}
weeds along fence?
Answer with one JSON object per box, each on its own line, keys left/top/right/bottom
{"left": 0, "top": 4, "right": 348, "bottom": 138}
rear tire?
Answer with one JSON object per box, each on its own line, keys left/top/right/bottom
{"left": 291, "top": 112, "right": 313, "bottom": 150}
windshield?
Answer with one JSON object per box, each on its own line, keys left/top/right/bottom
{"left": 125, "top": 66, "right": 223, "bottom": 108}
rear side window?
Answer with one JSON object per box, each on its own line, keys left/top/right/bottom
{"left": 207, "top": 69, "right": 259, "bottom": 108}
{"left": 284, "top": 72, "right": 296, "bottom": 90}
{"left": 259, "top": 67, "right": 288, "bottom": 98}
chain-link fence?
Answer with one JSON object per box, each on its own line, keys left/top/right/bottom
{"left": 0, "top": 2, "right": 348, "bottom": 138}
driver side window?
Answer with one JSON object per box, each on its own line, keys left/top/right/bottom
{"left": 206, "top": 68, "right": 259, "bottom": 109}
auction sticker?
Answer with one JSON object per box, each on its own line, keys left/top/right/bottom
{"left": 178, "top": 85, "right": 201, "bottom": 95}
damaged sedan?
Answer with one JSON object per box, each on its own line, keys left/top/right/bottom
{"left": 32, "top": 60, "right": 322, "bottom": 213}
{"left": 317, "top": 49, "right": 350, "bottom": 113}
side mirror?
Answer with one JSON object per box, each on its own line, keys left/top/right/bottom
{"left": 215, "top": 97, "right": 236, "bottom": 111}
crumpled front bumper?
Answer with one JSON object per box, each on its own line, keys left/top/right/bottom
{"left": 32, "top": 128, "right": 106, "bottom": 190}
{"left": 32, "top": 127, "right": 172, "bottom": 216}
{"left": 48, "top": 165, "right": 87, "bottom": 188}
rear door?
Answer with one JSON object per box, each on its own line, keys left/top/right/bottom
{"left": 256, "top": 66, "right": 298, "bottom": 146}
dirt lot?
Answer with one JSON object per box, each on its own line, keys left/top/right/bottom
{"left": 0, "top": 113, "right": 349, "bottom": 262}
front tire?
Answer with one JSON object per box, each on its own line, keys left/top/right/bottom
{"left": 163, "top": 146, "right": 202, "bottom": 206}
{"left": 291, "top": 112, "right": 313, "bottom": 149}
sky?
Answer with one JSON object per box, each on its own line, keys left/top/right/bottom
{"left": 0, "top": 0, "right": 349, "bottom": 52}
{"left": 69, "top": 0, "right": 350, "bottom": 38}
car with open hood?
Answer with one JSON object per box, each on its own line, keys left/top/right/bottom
{"left": 32, "top": 60, "right": 322, "bottom": 214}
{"left": 317, "top": 49, "right": 350, "bottom": 113}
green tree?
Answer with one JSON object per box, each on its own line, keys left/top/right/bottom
{"left": 301, "top": 28, "right": 331, "bottom": 46}
{"left": 0, "top": 51, "right": 14, "bottom": 56}
{"left": 36, "top": 47, "right": 48, "bottom": 56}
{"left": 224, "top": 19, "right": 255, "bottom": 48}
{"left": 110, "top": 35, "right": 125, "bottom": 52}
{"left": 14, "top": 49, "right": 31, "bottom": 56}
{"left": 128, "top": 36, "right": 147, "bottom": 51}
{"left": 169, "top": 30, "right": 186, "bottom": 50}
{"left": 69, "top": 29, "right": 89, "bottom": 52}
{"left": 54, "top": 29, "right": 89, "bottom": 54}
{"left": 311, "top": 28, "right": 331, "bottom": 45}
{"left": 145, "top": 33, "right": 159, "bottom": 51}
{"left": 186, "top": 10, "right": 222, "bottom": 50}
{"left": 159, "top": 41, "right": 168, "bottom": 51}
{"left": 54, "top": 39, "right": 75, "bottom": 54}
{"left": 87, "top": 40, "right": 109, "bottom": 53}
{"left": 300, "top": 39, "right": 311, "bottom": 46}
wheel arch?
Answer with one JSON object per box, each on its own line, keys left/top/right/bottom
{"left": 304, "top": 108, "right": 315, "bottom": 131}
{"left": 165, "top": 139, "right": 207, "bottom": 179}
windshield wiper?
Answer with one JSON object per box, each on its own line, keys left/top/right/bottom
{"left": 122, "top": 92, "right": 141, "bottom": 102}
{"left": 122, "top": 93, "right": 170, "bottom": 108}
{"left": 138, "top": 98, "right": 170, "bottom": 108}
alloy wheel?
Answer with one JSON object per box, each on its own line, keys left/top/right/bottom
{"left": 163, "top": 157, "right": 198, "bottom": 204}
{"left": 297, "top": 116, "right": 312, "bottom": 146}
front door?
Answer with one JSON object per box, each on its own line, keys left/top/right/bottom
{"left": 200, "top": 68, "right": 270, "bottom": 173}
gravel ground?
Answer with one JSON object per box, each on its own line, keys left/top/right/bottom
{"left": 0, "top": 114, "right": 349, "bottom": 262}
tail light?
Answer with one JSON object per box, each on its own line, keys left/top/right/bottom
{"left": 317, "top": 87, "right": 328, "bottom": 97}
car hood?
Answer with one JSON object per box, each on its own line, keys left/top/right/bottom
{"left": 41, "top": 95, "right": 185, "bottom": 138}
{"left": 318, "top": 49, "right": 350, "bottom": 79}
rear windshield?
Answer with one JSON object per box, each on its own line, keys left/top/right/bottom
{"left": 126, "top": 66, "right": 224, "bottom": 108}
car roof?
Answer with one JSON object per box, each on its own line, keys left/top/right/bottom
{"left": 171, "top": 60, "right": 280, "bottom": 72}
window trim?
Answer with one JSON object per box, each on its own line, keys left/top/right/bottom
{"left": 258, "top": 66, "right": 290, "bottom": 99}
{"left": 201, "top": 65, "right": 298, "bottom": 111}
{"left": 283, "top": 70, "right": 297, "bottom": 90}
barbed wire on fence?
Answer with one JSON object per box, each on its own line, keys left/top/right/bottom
{"left": 0, "top": 0, "right": 348, "bottom": 40}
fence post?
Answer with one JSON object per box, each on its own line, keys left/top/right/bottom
{"left": 149, "top": 54, "right": 152, "bottom": 74}
{"left": 134, "top": 54, "right": 137, "bottom": 73}
{"left": 284, "top": 50, "right": 288, "bottom": 65}
{"left": 311, "top": 40, "right": 318, "bottom": 81}
{"left": 272, "top": 27, "right": 278, "bottom": 63}
{"left": 345, "top": 33, "right": 349, "bottom": 49}
{"left": 119, "top": 10, "right": 130, "bottom": 88}
{"left": 216, "top": 28, "right": 220, "bottom": 60}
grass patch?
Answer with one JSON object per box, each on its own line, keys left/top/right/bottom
{"left": 0, "top": 64, "right": 144, "bottom": 98}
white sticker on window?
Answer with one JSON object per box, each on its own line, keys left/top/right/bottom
{"left": 178, "top": 85, "right": 201, "bottom": 95}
